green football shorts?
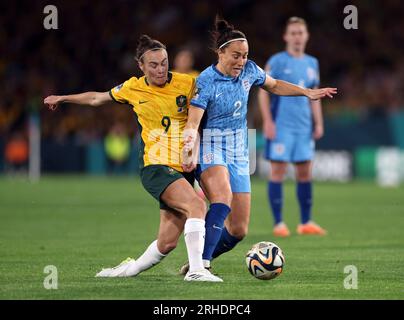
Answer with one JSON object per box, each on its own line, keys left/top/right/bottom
{"left": 140, "top": 165, "right": 195, "bottom": 210}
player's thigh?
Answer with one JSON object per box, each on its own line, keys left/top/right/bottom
{"left": 141, "top": 165, "right": 205, "bottom": 218}
{"left": 157, "top": 208, "right": 186, "bottom": 254}
{"left": 200, "top": 165, "right": 232, "bottom": 205}
{"left": 225, "top": 192, "right": 251, "bottom": 239}
{"left": 161, "top": 177, "right": 206, "bottom": 219}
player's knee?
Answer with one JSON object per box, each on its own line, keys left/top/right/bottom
{"left": 209, "top": 189, "right": 233, "bottom": 207}
{"left": 186, "top": 196, "right": 206, "bottom": 219}
{"left": 296, "top": 171, "right": 311, "bottom": 182}
{"left": 271, "top": 169, "right": 286, "bottom": 181}
{"left": 295, "top": 163, "right": 312, "bottom": 181}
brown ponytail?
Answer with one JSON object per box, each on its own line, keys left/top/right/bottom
{"left": 211, "top": 16, "right": 246, "bottom": 51}
{"left": 135, "top": 35, "right": 166, "bottom": 62}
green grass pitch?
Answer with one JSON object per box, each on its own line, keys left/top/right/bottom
{"left": 0, "top": 176, "right": 403, "bottom": 299}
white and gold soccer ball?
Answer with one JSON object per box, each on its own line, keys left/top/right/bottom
{"left": 246, "top": 241, "right": 285, "bottom": 280}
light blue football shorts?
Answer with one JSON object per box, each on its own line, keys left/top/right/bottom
{"left": 265, "top": 130, "right": 315, "bottom": 163}
{"left": 197, "top": 145, "right": 251, "bottom": 193}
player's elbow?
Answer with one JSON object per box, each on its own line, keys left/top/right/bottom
{"left": 90, "top": 95, "right": 102, "bottom": 107}
{"left": 270, "top": 79, "right": 278, "bottom": 90}
{"left": 262, "top": 78, "right": 277, "bottom": 93}
{"left": 90, "top": 92, "right": 109, "bottom": 107}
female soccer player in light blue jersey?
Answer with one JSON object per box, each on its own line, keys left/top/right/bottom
{"left": 258, "top": 17, "right": 327, "bottom": 237}
{"left": 181, "top": 17, "right": 336, "bottom": 273}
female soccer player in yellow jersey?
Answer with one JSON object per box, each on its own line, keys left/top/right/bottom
{"left": 44, "top": 35, "right": 222, "bottom": 282}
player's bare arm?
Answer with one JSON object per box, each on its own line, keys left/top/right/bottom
{"left": 310, "top": 87, "right": 324, "bottom": 139}
{"left": 258, "top": 65, "right": 276, "bottom": 140}
{"left": 262, "top": 75, "right": 337, "bottom": 100}
{"left": 44, "top": 91, "right": 112, "bottom": 110}
{"left": 182, "top": 106, "right": 205, "bottom": 172}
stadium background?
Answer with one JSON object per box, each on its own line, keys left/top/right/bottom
{"left": 1, "top": 0, "right": 404, "bottom": 182}
{"left": 1, "top": 0, "right": 404, "bottom": 300}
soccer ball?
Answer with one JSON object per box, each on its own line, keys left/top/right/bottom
{"left": 245, "top": 241, "right": 285, "bottom": 280}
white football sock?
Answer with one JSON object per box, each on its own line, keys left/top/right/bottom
{"left": 184, "top": 218, "right": 205, "bottom": 272}
{"left": 125, "top": 240, "right": 166, "bottom": 276}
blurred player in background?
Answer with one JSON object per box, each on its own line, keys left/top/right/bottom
{"left": 258, "top": 17, "right": 327, "bottom": 237}
{"left": 173, "top": 47, "right": 200, "bottom": 78}
{"left": 44, "top": 35, "right": 222, "bottom": 282}
{"left": 4, "top": 131, "right": 29, "bottom": 174}
{"left": 181, "top": 17, "right": 336, "bottom": 275}
{"left": 104, "top": 123, "right": 131, "bottom": 174}
{"left": 173, "top": 48, "right": 206, "bottom": 200}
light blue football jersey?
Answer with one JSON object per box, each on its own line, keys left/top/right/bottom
{"left": 267, "top": 51, "right": 320, "bottom": 134}
{"left": 191, "top": 60, "right": 266, "bottom": 162}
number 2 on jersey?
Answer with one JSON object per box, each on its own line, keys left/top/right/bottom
{"left": 233, "top": 100, "right": 242, "bottom": 117}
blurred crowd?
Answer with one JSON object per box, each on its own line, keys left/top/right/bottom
{"left": 1, "top": 0, "right": 403, "bottom": 156}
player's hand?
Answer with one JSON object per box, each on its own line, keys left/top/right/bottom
{"left": 306, "top": 88, "right": 337, "bottom": 100}
{"left": 313, "top": 124, "right": 324, "bottom": 140}
{"left": 263, "top": 120, "right": 276, "bottom": 140}
{"left": 183, "top": 136, "right": 194, "bottom": 153}
{"left": 182, "top": 146, "right": 197, "bottom": 172}
{"left": 182, "top": 156, "right": 197, "bottom": 172}
{"left": 44, "top": 95, "right": 63, "bottom": 111}
{"left": 182, "top": 129, "right": 198, "bottom": 172}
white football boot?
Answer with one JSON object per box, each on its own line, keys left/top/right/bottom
{"left": 184, "top": 269, "right": 223, "bottom": 282}
{"left": 95, "top": 257, "right": 137, "bottom": 277}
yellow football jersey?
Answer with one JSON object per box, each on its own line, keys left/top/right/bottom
{"left": 109, "top": 72, "right": 195, "bottom": 172}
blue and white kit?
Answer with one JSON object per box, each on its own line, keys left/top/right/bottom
{"left": 191, "top": 60, "right": 266, "bottom": 192}
{"left": 264, "top": 51, "right": 320, "bottom": 162}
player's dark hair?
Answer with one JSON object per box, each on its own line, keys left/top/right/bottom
{"left": 135, "top": 35, "right": 166, "bottom": 63}
{"left": 211, "top": 16, "right": 246, "bottom": 51}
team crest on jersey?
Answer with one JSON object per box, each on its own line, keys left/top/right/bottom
{"left": 114, "top": 83, "right": 123, "bottom": 92}
{"left": 176, "top": 95, "right": 187, "bottom": 112}
{"left": 274, "top": 143, "right": 285, "bottom": 155}
{"left": 202, "top": 153, "right": 214, "bottom": 164}
{"left": 307, "top": 67, "right": 317, "bottom": 81}
{"left": 242, "top": 79, "right": 251, "bottom": 92}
